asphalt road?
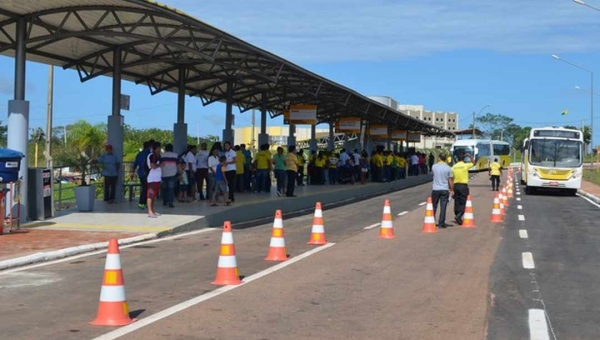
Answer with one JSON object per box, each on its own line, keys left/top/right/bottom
{"left": 486, "top": 176, "right": 600, "bottom": 340}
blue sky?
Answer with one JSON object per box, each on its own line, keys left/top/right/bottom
{"left": 1, "top": 0, "right": 600, "bottom": 144}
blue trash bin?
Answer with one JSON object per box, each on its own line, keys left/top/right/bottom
{"left": 0, "top": 148, "right": 25, "bottom": 183}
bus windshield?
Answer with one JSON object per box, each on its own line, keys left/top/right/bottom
{"left": 453, "top": 146, "right": 474, "bottom": 162}
{"left": 529, "top": 139, "right": 582, "bottom": 168}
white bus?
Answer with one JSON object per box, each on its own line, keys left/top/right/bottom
{"left": 450, "top": 139, "right": 510, "bottom": 171}
{"left": 520, "top": 127, "right": 584, "bottom": 195}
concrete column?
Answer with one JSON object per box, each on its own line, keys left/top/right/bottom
{"left": 328, "top": 122, "right": 335, "bottom": 151}
{"left": 174, "top": 67, "right": 188, "bottom": 154}
{"left": 222, "top": 80, "right": 234, "bottom": 144}
{"left": 108, "top": 47, "right": 124, "bottom": 203}
{"left": 258, "top": 92, "right": 269, "bottom": 145}
{"left": 359, "top": 120, "right": 366, "bottom": 152}
{"left": 387, "top": 137, "right": 392, "bottom": 151}
{"left": 287, "top": 124, "right": 296, "bottom": 146}
{"left": 309, "top": 124, "right": 317, "bottom": 152}
{"left": 6, "top": 18, "right": 28, "bottom": 222}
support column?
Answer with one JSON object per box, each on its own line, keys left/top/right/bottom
{"left": 328, "top": 122, "right": 335, "bottom": 151}
{"left": 108, "top": 47, "right": 124, "bottom": 203}
{"left": 174, "top": 67, "right": 188, "bottom": 154}
{"left": 287, "top": 124, "right": 296, "bottom": 146}
{"left": 359, "top": 120, "right": 366, "bottom": 152}
{"left": 309, "top": 124, "right": 317, "bottom": 152}
{"left": 387, "top": 137, "right": 392, "bottom": 151}
{"left": 258, "top": 92, "right": 269, "bottom": 145}
{"left": 222, "top": 80, "right": 234, "bottom": 144}
{"left": 7, "top": 18, "right": 28, "bottom": 222}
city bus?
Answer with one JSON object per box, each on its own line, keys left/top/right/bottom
{"left": 450, "top": 139, "right": 510, "bottom": 171}
{"left": 520, "top": 127, "right": 584, "bottom": 195}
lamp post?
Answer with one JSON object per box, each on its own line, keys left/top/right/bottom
{"left": 573, "top": 0, "right": 600, "bottom": 12}
{"left": 552, "top": 54, "right": 594, "bottom": 173}
{"left": 473, "top": 104, "right": 491, "bottom": 139}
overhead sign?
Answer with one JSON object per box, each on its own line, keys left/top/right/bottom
{"left": 283, "top": 104, "right": 317, "bottom": 124}
{"left": 407, "top": 132, "right": 421, "bottom": 143}
{"left": 336, "top": 117, "right": 361, "bottom": 133}
{"left": 369, "top": 125, "right": 389, "bottom": 138}
{"left": 120, "top": 94, "right": 130, "bottom": 111}
{"left": 391, "top": 130, "right": 407, "bottom": 141}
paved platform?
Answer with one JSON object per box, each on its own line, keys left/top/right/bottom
{"left": 0, "top": 175, "right": 433, "bottom": 269}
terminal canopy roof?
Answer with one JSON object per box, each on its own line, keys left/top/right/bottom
{"left": 0, "top": 0, "right": 453, "bottom": 137}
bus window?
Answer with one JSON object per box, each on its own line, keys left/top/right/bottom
{"left": 476, "top": 143, "right": 491, "bottom": 157}
{"left": 493, "top": 144, "right": 510, "bottom": 155}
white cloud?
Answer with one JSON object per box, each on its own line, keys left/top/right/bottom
{"left": 166, "top": 0, "right": 600, "bottom": 63}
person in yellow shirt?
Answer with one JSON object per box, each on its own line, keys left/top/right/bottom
{"left": 385, "top": 152, "right": 394, "bottom": 182}
{"left": 397, "top": 154, "right": 406, "bottom": 179}
{"left": 253, "top": 144, "right": 272, "bottom": 193}
{"left": 296, "top": 149, "right": 306, "bottom": 186}
{"left": 489, "top": 157, "right": 503, "bottom": 191}
{"left": 451, "top": 153, "right": 474, "bottom": 225}
{"left": 235, "top": 145, "right": 245, "bottom": 193}
{"left": 285, "top": 145, "right": 299, "bottom": 197}
{"left": 315, "top": 152, "right": 326, "bottom": 185}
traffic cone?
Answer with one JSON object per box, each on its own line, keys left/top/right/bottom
{"left": 462, "top": 195, "right": 477, "bottom": 228}
{"left": 502, "top": 187, "right": 510, "bottom": 207}
{"left": 490, "top": 194, "right": 504, "bottom": 223}
{"left": 499, "top": 192, "right": 506, "bottom": 216}
{"left": 308, "top": 202, "right": 327, "bottom": 245}
{"left": 507, "top": 184, "right": 514, "bottom": 198}
{"left": 422, "top": 197, "right": 437, "bottom": 233}
{"left": 379, "top": 199, "right": 395, "bottom": 239}
{"left": 265, "top": 210, "right": 288, "bottom": 261}
{"left": 212, "top": 221, "right": 242, "bottom": 286}
{"left": 90, "top": 239, "right": 136, "bottom": 326}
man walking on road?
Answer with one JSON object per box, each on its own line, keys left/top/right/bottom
{"left": 451, "top": 153, "right": 474, "bottom": 225}
{"left": 489, "top": 157, "right": 502, "bottom": 191}
{"left": 431, "top": 153, "right": 454, "bottom": 229}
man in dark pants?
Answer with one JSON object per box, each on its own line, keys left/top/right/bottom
{"left": 451, "top": 153, "right": 474, "bottom": 225}
{"left": 132, "top": 141, "right": 152, "bottom": 209}
{"left": 285, "top": 145, "right": 299, "bottom": 197}
{"left": 431, "top": 154, "right": 454, "bottom": 229}
{"left": 223, "top": 141, "right": 237, "bottom": 203}
{"left": 489, "top": 157, "right": 502, "bottom": 191}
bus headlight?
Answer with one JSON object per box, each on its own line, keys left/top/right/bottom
{"left": 529, "top": 168, "right": 538, "bottom": 177}
{"left": 570, "top": 169, "right": 582, "bottom": 179}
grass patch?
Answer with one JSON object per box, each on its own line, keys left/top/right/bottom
{"left": 583, "top": 169, "right": 600, "bottom": 186}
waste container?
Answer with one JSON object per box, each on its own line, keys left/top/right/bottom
{"left": 0, "top": 148, "right": 24, "bottom": 183}
{"left": 28, "top": 168, "right": 54, "bottom": 220}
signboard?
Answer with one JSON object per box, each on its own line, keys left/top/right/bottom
{"left": 391, "top": 130, "right": 407, "bottom": 141}
{"left": 120, "top": 94, "right": 130, "bottom": 111}
{"left": 283, "top": 104, "right": 317, "bottom": 124}
{"left": 407, "top": 132, "right": 421, "bottom": 143}
{"left": 336, "top": 117, "right": 361, "bottom": 133}
{"left": 369, "top": 125, "right": 389, "bottom": 138}
{"left": 42, "top": 169, "right": 52, "bottom": 197}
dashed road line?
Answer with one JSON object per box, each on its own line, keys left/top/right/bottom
{"left": 528, "top": 309, "right": 550, "bottom": 340}
{"left": 517, "top": 197, "right": 522, "bottom": 201}
{"left": 364, "top": 223, "right": 381, "bottom": 230}
{"left": 522, "top": 252, "right": 535, "bottom": 269}
{"left": 519, "top": 214, "right": 525, "bottom": 221}
{"left": 519, "top": 230, "right": 529, "bottom": 239}
{"left": 397, "top": 211, "right": 408, "bottom": 216}
{"left": 518, "top": 205, "right": 523, "bottom": 210}
{"left": 418, "top": 202, "right": 427, "bottom": 206}
{"left": 91, "top": 243, "right": 336, "bottom": 340}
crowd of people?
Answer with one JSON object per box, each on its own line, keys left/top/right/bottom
{"left": 124, "top": 140, "right": 437, "bottom": 218}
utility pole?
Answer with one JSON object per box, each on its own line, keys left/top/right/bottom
{"left": 45, "top": 65, "right": 54, "bottom": 169}
{"left": 500, "top": 130, "right": 504, "bottom": 141}
{"left": 63, "top": 125, "right": 67, "bottom": 145}
{"left": 251, "top": 109, "right": 256, "bottom": 152}
{"left": 582, "top": 118, "right": 586, "bottom": 158}
{"left": 472, "top": 112, "right": 476, "bottom": 139}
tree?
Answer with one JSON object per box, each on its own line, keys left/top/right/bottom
{"left": 512, "top": 126, "right": 531, "bottom": 150}
{"left": 475, "top": 113, "right": 514, "bottom": 137}
{"left": 31, "top": 127, "right": 45, "bottom": 167}
{"left": 563, "top": 125, "right": 591, "bottom": 145}
{"left": 0, "top": 121, "right": 6, "bottom": 147}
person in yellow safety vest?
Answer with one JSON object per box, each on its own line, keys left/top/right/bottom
{"left": 489, "top": 157, "right": 503, "bottom": 191}
{"left": 451, "top": 152, "right": 474, "bottom": 226}
{"left": 235, "top": 145, "right": 245, "bottom": 193}
{"left": 446, "top": 154, "right": 452, "bottom": 165}
{"left": 386, "top": 152, "right": 394, "bottom": 181}
{"left": 296, "top": 149, "right": 306, "bottom": 186}
{"left": 315, "top": 152, "right": 326, "bottom": 185}
{"left": 397, "top": 154, "right": 406, "bottom": 179}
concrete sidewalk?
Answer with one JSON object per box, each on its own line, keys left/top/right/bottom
{"left": 579, "top": 179, "right": 600, "bottom": 204}
{"left": 0, "top": 175, "right": 432, "bottom": 270}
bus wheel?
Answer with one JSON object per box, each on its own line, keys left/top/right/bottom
{"left": 525, "top": 185, "right": 533, "bottom": 195}
{"left": 567, "top": 189, "right": 577, "bottom": 196}
{"left": 521, "top": 179, "right": 525, "bottom": 185}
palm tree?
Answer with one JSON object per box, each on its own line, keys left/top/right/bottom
{"left": 62, "top": 120, "right": 106, "bottom": 186}
{"left": 31, "top": 127, "right": 45, "bottom": 167}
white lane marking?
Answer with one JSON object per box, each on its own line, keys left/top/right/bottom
{"left": 364, "top": 223, "right": 381, "bottom": 230}
{"left": 397, "top": 211, "right": 409, "bottom": 216}
{"left": 522, "top": 252, "right": 535, "bottom": 269}
{"left": 519, "top": 230, "right": 529, "bottom": 239}
{"left": 577, "top": 193, "right": 600, "bottom": 209}
{"left": 517, "top": 197, "right": 522, "bottom": 201}
{"left": 0, "top": 271, "right": 62, "bottom": 289}
{"left": 418, "top": 202, "right": 427, "bottom": 206}
{"left": 91, "top": 243, "right": 336, "bottom": 340}
{"left": 519, "top": 215, "right": 525, "bottom": 221}
{"left": 518, "top": 205, "right": 523, "bottom": 210}
{"left": 0, "top": 228, "right": 216, "bottom": 276}
{"left": 517, "top": 192, "right": 521, "bottom": 195}
{"left": 529, "top": 309, "right": 550, "bottom": 340}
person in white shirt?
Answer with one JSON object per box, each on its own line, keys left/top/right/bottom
{"left": 160, "top": 144, "right": 179, "bottom": 207}
{"left": 339, "top": 149, "right": 351, "bottom": 167}
{"left": 353, "top": 149, "right": 361, "bottom": 181}
{"left": 207, "top": 146, "right": 221, "bottom": 202}
{"left": 195, "top": 143, "right": 209, "bottom": 200}
{"left": 184, "top": 145, "right": 197, "bottom": 200}
{"left": 146, "top": 142, "right": 163, "bottom": 218}
{"left": 223, "top": 141, "right": 237, "bottom": 203}
{"left": 410, "top": 154, "right": 419, "bottom": 176}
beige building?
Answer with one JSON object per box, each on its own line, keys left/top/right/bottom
{"left": 398, "top": 104, "right": 458, "bottom": 149}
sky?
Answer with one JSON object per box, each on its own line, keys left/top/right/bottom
{"left": 1, "top": 0, "right": 600, "bottom": 145}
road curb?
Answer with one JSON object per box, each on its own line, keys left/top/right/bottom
{"left": 0, "top": 233, "right": 157, "bottom": 271}
{"left": 578, "top": 189, "right": 600, "bottom": 204}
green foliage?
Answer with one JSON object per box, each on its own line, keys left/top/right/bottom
{"left": 0, "top": 121, "right": 7, "bottom": 148}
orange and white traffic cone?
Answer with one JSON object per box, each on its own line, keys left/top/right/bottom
{"left": 502, "top": 187, "right": 510, "bottom": 207}
{"left": 507, "top": 184, "right": 514, "bottom": 198}
{"left": 212, "top": 221, "right": 242, "bottom": 286}
{"left": 462, "top": 195, "right": 477, "bottom": 228}
{"left": 90, "top": 239, "right": 136, "bottom": 326}
{"left": 422, "top": 197, "right": 437, "bottom": 233}
{"left": 379, "top": 199, "right": 395, "bottom": 239}
{"left": 499, "top": 192, "right": 506, "bottom": 216}
{"left": 308, "top": 202, "right": 327, "bottom": 245}
{"left": 490, "top": 194, "right": 504, "bottom": 223}
{"left": 265, "top": 210, "right": 288, "bottom": 261}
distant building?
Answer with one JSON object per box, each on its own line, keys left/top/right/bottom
{"left": 398, "top": 104, "right": 458, "bottom": 149}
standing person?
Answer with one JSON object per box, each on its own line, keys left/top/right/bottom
{"left": 183, "top": 145, "right": 197, "bottom": 201}
{"left": 353, "top": 149, "right": 361, "bottom": 182}
{"left": 177, "top": 161, "right": 188, "bottom": 203}
{"left": 132, "top": 141, "right": 152, "bottom": 209}
{"left": 146, "top": 142, "right": 163, "bottom": 218}
{"left": 489, "top": 157, "right": 503, "bottom": 191}
{"left": 211, "top": 156, "right": 230, "bottom": 206}
{"left": 328, "top": 152, "right": 339, "bottom": 185}
{"left": 360, "top": 150, "right": 369, "bottom": 184}
{"left": 97, "top": 144, "right": 120, "bottom": 204}
{"left": 235, "top": 145, "right": 246, "bottom": 192}
{"left": 241, "top": 144, "right": 252, "bottom": 192}
{"left": 296, "top": 149, "right": 306, "bottom": 186}
{"left": 285, "top": 145, "right": 299, "bottom": 197}
{"left": 451, "top": 153, "right": 474, "bottom": 225}
{"left": 410, "top": 153, "right": 419, "bottom": 176}
{"left": 273, "top": 147, "right": 286, "bottom": 196}
{"left": 254, "top": 143, "right": 272, "bottom": 193}
{"left": 428, "top": 153, "right": 435, "bottom": 172}
{"left": 160, "top": 144, "right": 179, "bottom": 206}
{"left": 223, "top": 141, "right": 237, "bottom": 204}
{"left": 431, "top": 153, "right": 454, "bottom": 229}
{"left": 207, "top": 146, "right": 220, "bottom": 201}
{"left": 195, "top": 143, "right": 209, "bottom": 200}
